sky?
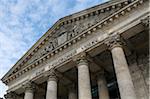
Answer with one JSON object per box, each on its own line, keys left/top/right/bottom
{"left": 0, "top": 0, "right": 109, "bottom": 98}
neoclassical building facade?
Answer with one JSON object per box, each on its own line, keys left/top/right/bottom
{"left": 1, "top": 0, "right": 149, "bottom": 99}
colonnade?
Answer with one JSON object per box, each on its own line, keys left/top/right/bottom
{"left": 5, "top": 34, "right": 137, "bottom": 99}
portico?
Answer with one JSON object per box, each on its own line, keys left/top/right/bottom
{"left": 2, "top": 0, "right": 149, "bottom": 99}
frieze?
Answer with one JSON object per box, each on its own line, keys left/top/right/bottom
{"left": 35, "top": 68, "right": 45, "bottom": 77}
{"left": 31, "top": 33, "right": 108, "bottom": 79}
{"left": 31, "top": 50, "right": 77, "bottom": 79}
{"left": 80, "top": 38, "right": 99, "bottom": 51}
{"left": 48, "top": 50, "right": 77, "bottom": 69}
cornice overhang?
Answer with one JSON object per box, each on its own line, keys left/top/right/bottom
{"left": 1, "top": 0, "right": 147, "bottom": 85}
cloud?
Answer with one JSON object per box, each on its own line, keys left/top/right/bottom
{"left": 0, "top": 0, "right": 109, "bottom": 98}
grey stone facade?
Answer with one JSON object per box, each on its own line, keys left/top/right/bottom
{"left": 129, "top": 54, "right": 149, "bottom": 99}
{"left": 1, "top": 0, "right": 149, "bottom": 99}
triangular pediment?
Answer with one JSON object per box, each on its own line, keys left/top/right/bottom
{"left": 24, "top": 1, "right": 126, "bottom": 66}
{"left": 2, "top": 0, "right": 137, "bottom": 84}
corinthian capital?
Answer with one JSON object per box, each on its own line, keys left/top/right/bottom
{"left": 73, "top": 52, "right": 88, "bottom": 66}
{"left": 45, "top": 68, "right": 58, "bottom": 82}
{"left": 23, "top": 82, "right": 35, "bottom": 92}
{"left": 104, "top": 33, "right": 124, "bottom": 50}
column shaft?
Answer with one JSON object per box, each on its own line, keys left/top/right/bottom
{"left": 46, "top": 69, "right": 58, "bottom": 99}
{"left": 46, "top": 80, "right": 57, "bottom": 99}
{"left": 68, "top": 84, "right": 77, "bottom": 99}
{"left": 97, "top": 74, "right": 109, "bottom": 99}
{"left": 24, "top": 90, "right": 33, "bottom": 99}
{"left": 111, "top": 46, "right": 136, "bottom": 99}
{"left": 68, "top": 90, "right": 77, "bottom": 99}
{"left": 77, "top": 59, "right": 92, "bottom": 99}
{"left": 23, "top": 82, "right": 34, "bottom": 99}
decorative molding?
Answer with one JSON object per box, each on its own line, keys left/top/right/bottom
{"left": 73, "top": 52, "right": 88, "bottom": 66}
{"left": 2, "top": 0, "right": 146, "bottom": 84}
{"left": 141, "top": 16, "right": 149, "bottom": 27}
{"left": 104, "top": 33, "right": 124, "bottom": 50}
{"left": 11, "top": 0, "right": 129, "bottom": 69}
{"left": 22, "top": 81, "right": 35, "bottom": 92}
{"left": 45, "top": 68, "right": 58, "bottom": 82}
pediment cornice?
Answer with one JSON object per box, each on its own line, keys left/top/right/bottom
{"left": 2, "top": 0, "right": 146, "bottom": 85}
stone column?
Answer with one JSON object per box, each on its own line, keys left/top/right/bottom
{"left": 75, "top": 53, "right": 92, "bottom": 99}
{"left": 97, "top": 72, "right": 109, "bottom": 99}
{"left": 23, "top": 82, "right": 34, "bottom": 99}
{"left": 68, "top": 84, "right": 77, "bottom": 99}
{"left": 46, "top": 69, "right": 58, "bottom": 99}
{"left": 105, "top": 34, "right": 136, "bottom": 99}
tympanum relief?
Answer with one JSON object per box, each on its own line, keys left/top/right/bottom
{"left": 25, "top": 5, "right": 123, "bottom": 66}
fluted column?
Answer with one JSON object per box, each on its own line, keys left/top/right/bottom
{"left": 23, "top": 82, "right": 34, "bottom": 99}
{"left": 105, "top": 34, "right": 136, "bottom": 99}
{"left": 68, "top": 84, "right": 77, "bottom": 99}
{"left": 75, "top": 53, "right": 92, "bottom": 99}
{"left": 46, "top": 69, "right": 58, "bottom": 99}
{"left": 97, "top": 71, "right": 109, "bottom": 99}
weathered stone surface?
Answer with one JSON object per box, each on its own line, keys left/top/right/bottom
{"left": 68, "top": 84, "right": 77, "bottom": 99}
{"left": 106, "top": 34, "right": 137, "bottom": 99}
{"left": 97, "top": 72, "right": 110, "bottom": 99}
{"left": 46, "top": 69, "right": 58, "bottom": 99}
{"left": 1, "top": 0, "right": 149, "bottom": 99}
{"left": 23, "top": 82, "right": 35, "bottom": 99}
{"left": 24, "top": 5, "right": 123, "bottom": 66}
{"left": 76, "top": 55, "right": 92, "bottom": 99}
{"left": 129, "top": 54, "right": 149, "bottom": 99}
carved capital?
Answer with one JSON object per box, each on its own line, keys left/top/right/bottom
{"left": 104, "top": 33, "right": 124, "bottom": 50}
{"left": 46, "top": 69, "right": 58, "bottom": 82}
{"left": 4, "top": 92, "right": 16, "bottom": 99}
{"left": 23, "top": 82, "right": 35, "bottom": 92}
{"left": 73, "top": 52, "right": 88, "bottom": 66}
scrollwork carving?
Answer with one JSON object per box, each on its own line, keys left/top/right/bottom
{"left": 45, "top": 68, "right": 58, "bottom": 82}
{"left": 45, "top": 42, "right": 54, "bottom": 52}
{"left": 73, "top": 52, "right": 88, "bottom": 66}
{"left": 104, "top": 33, "right": 124, "bottom": 50}
{"left": 39, "top": 37, "right": 58, "bottom": 56}
{"left": 48, "top": 37, "right": 58, "bottom": 49}
{"left": 22, "top": 82, "right": 35, "bottom": 92}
